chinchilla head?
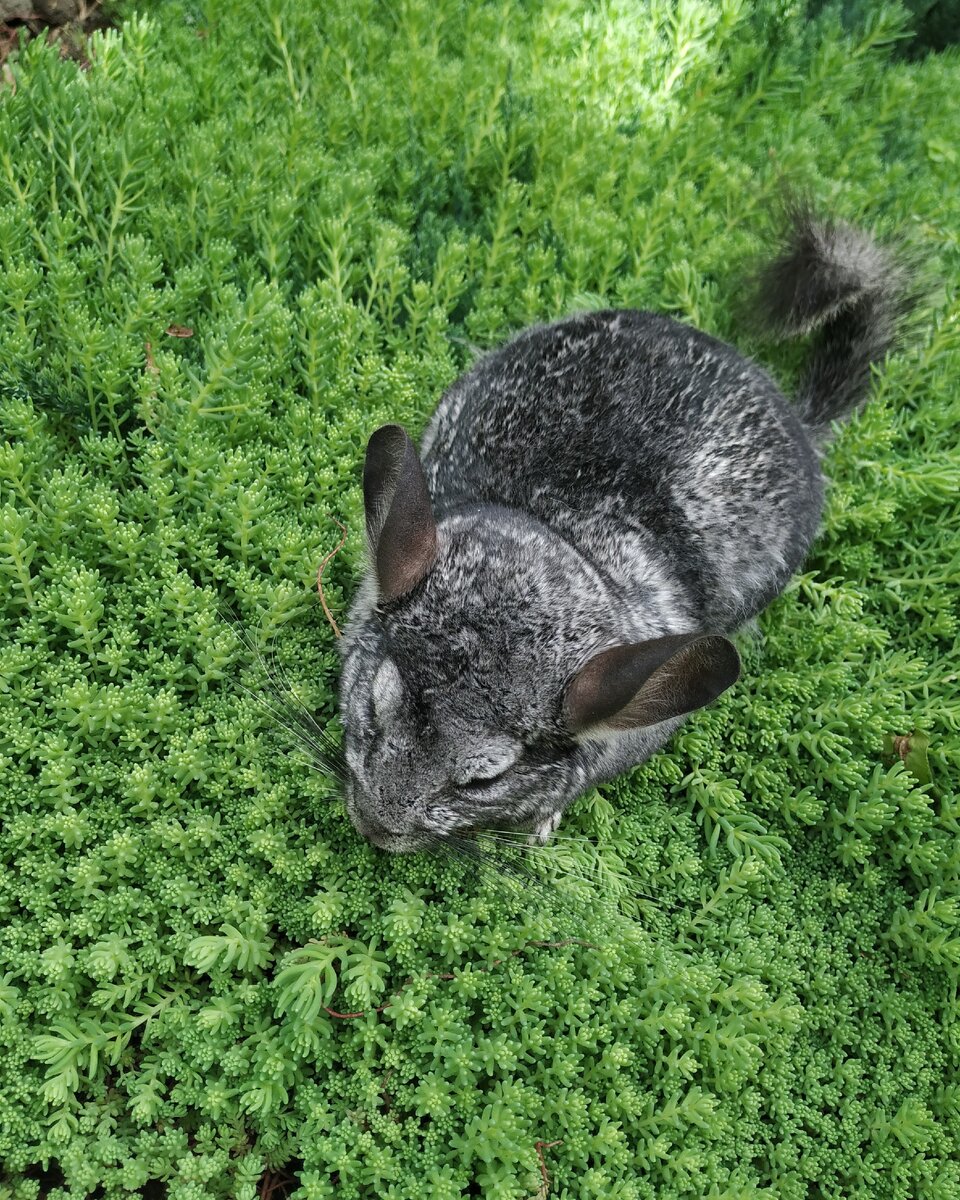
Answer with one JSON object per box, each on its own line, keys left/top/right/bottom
{"left": 339, "top": 425, "right": 739, "bottom": 853}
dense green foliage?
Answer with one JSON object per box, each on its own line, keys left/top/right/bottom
{"left": 1, "top": 1, "right": 958, "bottom": 1196}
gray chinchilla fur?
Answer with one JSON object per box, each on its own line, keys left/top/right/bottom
{"left": 338, "top": 207, "right": 905, "bottom": 853}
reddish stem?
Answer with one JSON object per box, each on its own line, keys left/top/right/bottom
{"left": 534, "top": 1140, "right": 563, "bottom": 1198}
{"left": 259, "top": 1168, "right": 295, "bottom": 1200}
{"left": 316, "top": 516, "right": 348, "bottom": 638}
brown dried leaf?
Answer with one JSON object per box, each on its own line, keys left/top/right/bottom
{"left": 881, "top": 729, "right": 934, "bottom": 787}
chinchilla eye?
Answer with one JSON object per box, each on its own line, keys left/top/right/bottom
{"left": 456, "top": 764, "right": 510, "bottom": 790}
{"left": 452, "top": 738, "right": 523, "bottom": 788}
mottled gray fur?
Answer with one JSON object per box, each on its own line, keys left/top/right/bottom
{"left": 339, "top": 211, "right": 903, "bottom": 852}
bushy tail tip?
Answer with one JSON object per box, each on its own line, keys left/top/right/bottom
{"left": 755, "top": 207, "right": 907, "bottom": 443}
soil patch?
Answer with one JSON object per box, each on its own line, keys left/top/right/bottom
{"left": 1, "top": 0, "right": 113, "bottom": 70}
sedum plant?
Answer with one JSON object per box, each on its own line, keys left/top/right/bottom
{"left": 0, "top": 1, "right": 958, "bottom": 1197}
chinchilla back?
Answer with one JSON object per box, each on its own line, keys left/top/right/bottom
{"left": 422, "top": 308, "right": 825, "bottom": 634}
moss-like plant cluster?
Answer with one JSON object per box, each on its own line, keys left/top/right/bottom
{"left": 1, "top": 2, "right": 958, "bottom": 1197}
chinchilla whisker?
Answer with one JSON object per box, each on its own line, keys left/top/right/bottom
{"left": 298, "top": 765, "right": 346, "bottom": 797}
{"left": 549, "top": 865, "right": 668, "bottom": 912}
{"left": 429, "top": 834, "right": 488, "bottom": 887}
{"left": 473, "top": 829, "right": 671, "bottom": 912}
{"left": 435, "top": 842, "right": 515, "bottom": 907}
{"left": 215, "top": 603, "right": 351, "bottom": 803}
{"left": 476, "top": 827, "right": 594, "bottom": 846}
{"left": 238, "top": 688, "right": 337, "bottom": 765}
{"left": 472, "top": 830, "right": 595, "bottom": 857}
{"left": 270, "top": 702, "right": 348, "bottom": 778}
{"left": 440, "top": 834, "right": 548, "bottom": 898}
{"left": 236, "top": 680, "right": 348, "bottom": 783}
{"left": 444, "top": 834, "right": 595, "bottom": 924}
{"left": 220, "top": 602, "right": 348, "bottom": 777}
{"left": 506, "top": 828, "right": 595, "bottom": 843}
{"left": 258, "top": 630, "right": 349, "bottom": 770}
{"left": 269, "top": 687, "right": 346, "bottom": 764}
{"left": 428, "top": 831, "right": 614, "bottom": 941}
{"left": 472, "top": 832, "right": 558, "bottom": 853}
{"left": 263, "top": 634, "right": 335, "bottom": 737}
{"left": 290, "top": 712, "right": 348, "bottom": 773}
{"left": 234, "top": 674, "right": 318, "bottom": 745}
{"left": 473, "top": 826, "right": 541, "bottom": 839}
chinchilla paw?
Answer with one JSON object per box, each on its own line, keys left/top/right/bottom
{"left": 528, "top": 810, "right": 562, "bottom": 845}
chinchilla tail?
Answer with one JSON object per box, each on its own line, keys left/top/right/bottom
{"left": 754, "top": 205, "right": 907, "bottom": 444}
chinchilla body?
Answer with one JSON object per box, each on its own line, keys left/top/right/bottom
{"left": 421, "top": 311, "right": 823, "bottom": 631}
{"left": 339, "top": 211, "right": 904, "bottom": 852}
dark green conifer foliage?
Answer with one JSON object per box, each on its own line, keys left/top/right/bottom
{"left": 0, "top": 2, "right": 958, "bottom": 1197}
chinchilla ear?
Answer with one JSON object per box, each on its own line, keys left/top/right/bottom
{"left": 363, "top": 424, "right": 438, "bottom": 603}
{"left": 563, "top": 634, "right": 740, "bottom": 737}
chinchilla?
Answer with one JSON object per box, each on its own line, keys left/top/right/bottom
{"left": 339, "top": 207, "right": 906, "bottom": 853}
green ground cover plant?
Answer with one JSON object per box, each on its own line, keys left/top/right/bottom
{"left": 1, "top": 1, "right": 958, "bottom": 1196}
